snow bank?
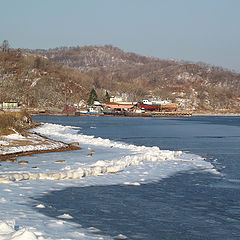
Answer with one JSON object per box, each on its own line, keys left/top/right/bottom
{"left": 0, "top": 141, "right": 9, "bottom": 146}
{"left": 4, "top": 133, "right": 26, "bottom": 140}
{"left": 0, "top": 149, "right": 182, "bottom": 183}
{"left": 33, "top": 123, "right": 160, "bottom": 151}
{"left": 0, "top": 132, "right": 67, "bottom": 156}
{"left": 0, "top": 221, "right": 38, "bottom": 240}
{"left": 0, "top": 123, "right": 217, "bottom": 183}
{"left": 0, "top": 142, "right": 66, "bottom": 156}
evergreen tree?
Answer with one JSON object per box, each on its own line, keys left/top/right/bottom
{"left": 105, "top": 91, "right": 110, "bottom": 102}
{"left": 87, "top": 88, "right": 98, "bottom": 105}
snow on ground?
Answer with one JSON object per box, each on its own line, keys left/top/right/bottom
{"left": 0, "top": 132, "right": 67, "bottom": 156}
{"left": 0, "top": 141, "right": 9, "bottom": 146}
{"left": 0, "top": 123, "right": 218, "bottom": 239}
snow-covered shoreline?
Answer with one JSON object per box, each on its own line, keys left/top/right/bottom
{"left": 0, "top": 122, "right": 218, "bottom": 240}
{"left": 0, "top": 131, "right": 79, "bottom": 160}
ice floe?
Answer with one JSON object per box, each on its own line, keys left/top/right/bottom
{"left": 57, "top": 214, "right": 73, "bottom": 220}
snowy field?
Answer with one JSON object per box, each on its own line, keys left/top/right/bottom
{"left": 0, "top": 123, "right": 218, "bottom": 240}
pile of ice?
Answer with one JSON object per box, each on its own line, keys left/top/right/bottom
{"left": 0, "top": 123, "right": 217, "bottom": 183}
{"left": 0, "top": 146, "right": 184, "bottom": 183}
{"left": 32, "top": 123, "right": 157, "bottom": 151}
{"left": 0, "top": 220, "right": 39, "bottom": 240}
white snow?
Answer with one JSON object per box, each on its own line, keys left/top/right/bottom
{"left": 31, "top": 78, "right": 41, "bottom": 87}
{"left": 4, "top": 133, "right": 26, "bottom": 140}
{"left": 0, "top": 220, "right": 38, "bottom": 240}
{"left": 0, "top": 122, "right": 219, "bottom": 239}
{"left": 114, "top": 234, "right": 128, "bottom": 239}
{"left": 0, "top": 141, "right": 9, "bottom": 146}
{"left": 0, "top": 132, "right": 67, "bottom": 156}
{"left": 35, "top": 204, "right": 45, "bottom": 209}
{"left": 57, "top": 214, "right": 73, "bottom": 220}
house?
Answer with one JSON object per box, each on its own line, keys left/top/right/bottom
{"left": 0, "top": 101, "right": 20, "bottom": 111}
{"left": 2, "top": 101, "right": 19, "bottom": 109}
{"left": 110, "top": 96, "right": 123, "bottom": 103}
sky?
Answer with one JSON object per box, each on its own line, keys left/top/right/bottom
{"left": 1, "top": 0, "right": 240, "bottom": 71}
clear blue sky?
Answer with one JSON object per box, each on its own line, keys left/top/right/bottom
{"left": 1, "top": 0, "right": 240, "bottom": 71}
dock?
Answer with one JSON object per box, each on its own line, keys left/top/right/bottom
{"left": 102, "top": 111, "right": 192, "bottom": 117}
{"left": 151, "top": 111, "right": 192, "bottom": 117}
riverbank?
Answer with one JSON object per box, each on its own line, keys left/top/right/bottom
{"left": 0, "top": 111, "right": 80, "bottom": 161}
{"left": 0, "top": 131, "right": 80, "bottom": 162}
{"left": 33, "top": 110, "right": 240, "bottom": 117}
{"left": 1, "top": 110, "right": 239, "bottom": 162}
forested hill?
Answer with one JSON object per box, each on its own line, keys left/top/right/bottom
{"left": 0, "top": 50, "right": 93, "bottom": 107}
{"left": 29, "top": 45, "right": 240, "bottom": 112}
{"left": 31, "top": 45, "right": 173, "bottom": 71}
{"left": 1, "top": 45, "right": 240, "bottom": 113}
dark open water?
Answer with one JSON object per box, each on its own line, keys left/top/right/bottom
{"left": 33, "top": 115, "right": 240, "bottom": 239}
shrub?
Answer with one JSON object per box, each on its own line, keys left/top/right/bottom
{"left": 0, "top": 111, "right": 34, "bottom": 135}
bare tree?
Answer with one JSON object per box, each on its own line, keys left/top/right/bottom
{"left": 1, "top": 40, "right": 10, "bottom": 52}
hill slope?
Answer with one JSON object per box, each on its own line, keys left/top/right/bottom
{"left": 0, "top": 50, "right": 93, "bottom": 107}
{"left": 33, "top": 45, "right": 240, "bottom": 112}
{"left": 1, "top": 45, "right": 240, "bottom": 113}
